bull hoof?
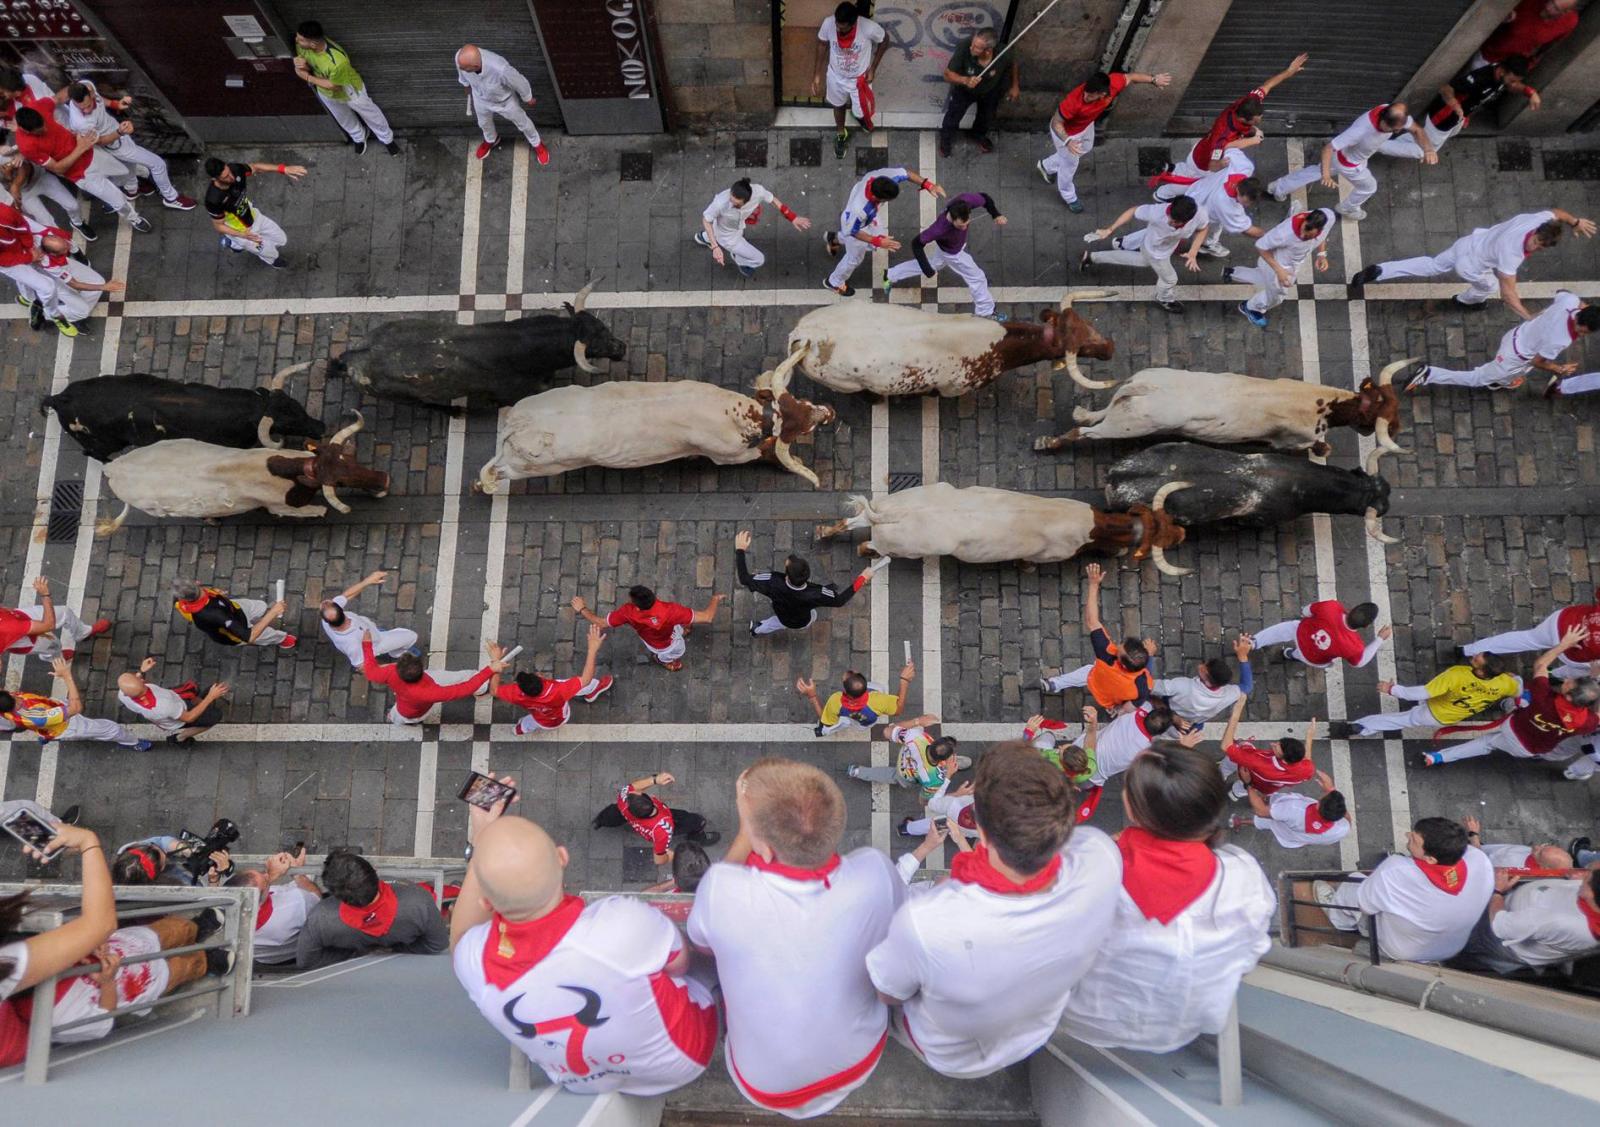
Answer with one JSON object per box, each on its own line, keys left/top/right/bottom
{"left": 1017, "top": 560, "right": 1038, "bottom": 573}
{"left": 856, "top": 543, "right": 879, "bottom": 558}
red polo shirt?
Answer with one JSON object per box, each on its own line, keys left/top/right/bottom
{"left": 15, "top": 114, "right": 91, "bottom": 182}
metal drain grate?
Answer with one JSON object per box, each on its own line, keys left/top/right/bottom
{"left": 47, "top": 480, "right": 83, "bottom": 542}
{"left": 620, "top": 152, "right": 653, "bottom": 181}
{"left": 790, "top": 137, "right": 821, "bottom": 167}
{"left": 1543, "top": 150, "right": 1600, "bottom": 180}
{"left": 887, "top": 472, "right": 922, "bottom": 493}
{"left": 734, "top": 138, "right": 768, "bottom": 167}
{"left": 1496, "top": 141, "right": 1532, "bottom": 173}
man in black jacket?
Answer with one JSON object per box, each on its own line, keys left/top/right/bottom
{"left": 734, "top": 530, "right": 879, "bottom": 636}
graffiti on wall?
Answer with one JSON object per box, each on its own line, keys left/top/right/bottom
{"left": 873, "top": 1, "right": 1004, "bottom": 113}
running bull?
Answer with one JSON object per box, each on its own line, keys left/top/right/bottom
{"left": 1036, "top": 358, "right": 1410, "bottom": 474}
{"left": 475, "top": 348, "right": 835, "bottom": 493}
{"left": 786, "top": 290, "right": 1116, "bottom": 397}
{"left": 327, "top": 283, "right": 627, "bottom": 408}
{"left": 1104, "top": 442, "right": 1397, "bottom": 544}
{"left": 97, "top": 413, "right": 388, "bottom": 535}
{"left": 40, "top": 363, "right": 324, "bottom": 463}
{"left": 814, "top": 481, "right": 1193, "bottom": 575}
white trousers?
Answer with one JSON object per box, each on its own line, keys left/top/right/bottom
{"left": 1232, "top": 258, "right": 1301, "bottom": 313}
{"left": 753, "top": 610, "right": 815, "bottom": 636}
{"left": 1254, "top": 619, "right": 1320, "bottom": 666}
{"left": 1424, "top": 325, "right": 1529, "bottom": 389}
{"left": 1351, "top": 699, "right": 1438, "bottom": 735}
{"left": 512, "top": 678, "right": 602, "bottom": 733}
{"left": 1375, "top": 241, "right": 1497, "bottom": 305}
{"left": 4, "top": 604, "right": 97, "bottom": 663}
{"left": 61, "top": 713, "right": 140, "bottom": 746}
{"left": 1558, "top": 372, "right": 1600, "bottom": 396}
{"left": 1462, "top": 610, "right": 1588, "bottom": 678}
{"left": 1042, "top": 121, "right": 1094, "bottom": 204}
{"left": 711, "top": 228, "right": 764, "bottom": 269}
{"left": 639, "top": 625, "right": 687, "bottom": 665}
{"left": 824, "top": 69, "right": 870, "bottom": 119}
{"left": 236, "top": 598, "right": 288, "bottom": 647}
{"left": 1433, "top": 723, "right": 1535, "bottom": 763}
{"left": 48, "top": 256, "right": 105, "bottom": 323}
{"left": 106, "top": 135, "right": 178, "bottom": 200}
{"left": 1377, "top": 116, "right": 1458, "bottom": 160}
{"left": 887, "top": 245, "right": 993, "bottom": 314}
{"left": 1269, "top": 155, "right": 1378, "bottom": 211}
{"left": 330, "top": 624, "right": 418, "bottom": 668}
{"left": 0, "top": 261, "right": 63, "bottom": 316}
{"left": 1154, "top": 145, "right": 1254, "bottom": 201}
{"left": 317, "top": 87, "right": 394, "bottom": 146}
{"left": 827, "top": 225, "right": 878, "bottom": 289}
{"left": 19, "top": 168, "right": 81, "bottom": 228}
{"left": 1325, "top": 877, "right": 1367, "bottom": 933}
{"left": 1044, "top": 663, "right": 1094, "bottom": 693}
{"left": 386, "top": 667, "right": 486, "bottom": 725}
{"left": 475, "top": 97, "right": 540, "bottom": 147}
{"left": 1087, "top": 228, "right": 1179, "bottom": 302}
{"left": 224, "top": 212, "right": 287, "bottom": 264}
{"left": 73, "top": 149, "right": 138, "bottom": 219}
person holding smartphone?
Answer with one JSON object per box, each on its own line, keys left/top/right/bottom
{"left": 0, "top": 819, "right": 117, "bottom": 1007}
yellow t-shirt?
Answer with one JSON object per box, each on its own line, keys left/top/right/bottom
{"left": 819, "top": 689, "right": 900, "bottom": 727}
{"left": 1423, "top": 666, "right": 1521, "bottom": 724}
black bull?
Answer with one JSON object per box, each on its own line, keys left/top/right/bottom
{"left": 41, "top": 374, "right": 325, "bottom": 463}
{"left": 1105, "top": 443, "right": 1392, "bottom": 536}
{"left": 327, "top": 308, "right": 627, "bottom": 408}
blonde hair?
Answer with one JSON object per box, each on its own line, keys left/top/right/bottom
{"left": 744, "top": 757, "right": 846, "bottom": 868}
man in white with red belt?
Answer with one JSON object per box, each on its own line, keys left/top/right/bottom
{"left": 317, "top": 568, "right": 418, "bottom": 668}
{"left": 452, "top": 802, "right": 717, "bottom": 1096}
{"left": 0, "top": 576, "right": 108, "bottom": 664}
{"left": 1267, "top": 103, "right": 1436, "bottom": 221}
{"left": 867, "top": 744, "right": 1120, "bottom": 1079}
{"left": 1413, "top": 291, "right": 1600, "bottom": 393}
{"left": 1228, "top": 206, "right": 1336, "bottom": 329}
{"left": 494, "top": 623, "right": 612, "bottom": 734}
{"left": 227, "top": 848, "right": 322, "bottom": 966}
{"left": 695, "top": 176, "right": 811, "bottom": 280}
{"left": 688, "top": 757, "right": 903, "bottom": 1118}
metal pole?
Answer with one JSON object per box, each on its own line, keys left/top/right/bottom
{"left": 23, "top": 978, "right": 57, "bottom": 1084}
{"left": 509, "top": 1046, "right": 533, "bottom": 1091}
{"left": 976, "top": 0, "right": 1065, "bottom": 79}
{"left": 1217, "top": 997, "right": 1243, "bottom": 1107}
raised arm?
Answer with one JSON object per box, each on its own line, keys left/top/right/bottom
{"left": 1128, "top": 72, "right": 1173, "bottom": 88}
{"left": 1080, "top": 562, "right": 1105, "bottom": 635}
{"left": 1353, "top": 625, "right": 1393, "bottom": 668}
{"left": 576, "top": 623, "right": 604, "bottom": 685}
{"left": 28, "top": 576, "right": 55, "bottom": 636}
{"left": 1550, "top": 208, "right": 1596, "bottom": 237}
{"left": 1536, "top": 625, "right": 1588, "bottom": 677}
{"left": 52, "top": 657, "right": 83, "bottom": 718}
{"left": 1090, "top": 205, "right": 1140, "bottom": 242}
{"left": 691, "top": 593, "right": 724, "bottom": 625}
{"left": 1220, "top": 694, "right": 1246, "bottom": 749}
{"left": 339, "top": 568, "right": 390, "bottom": 603}
{"left": 13, "top": 823, "right": 116, "bottom": 991}
{"left": 893, "top": 660, "right": 916, "bottom": 715}
{"left": 1259, "top": 52, "right": 1309, "bottom": 98}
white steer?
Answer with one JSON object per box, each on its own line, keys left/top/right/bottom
{"left": 474, "top": 350, "right": 835, "bottom": 493}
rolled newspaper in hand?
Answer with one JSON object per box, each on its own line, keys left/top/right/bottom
{"left": 869, "top": 556, "right": 892, "bottom": 573}
{"left": 275, "top": 579, "right": 285, "bottom": 604}
{"left": 903, "top": 640, "right": 911, "bottom": 663}
{"left": 500, "top": 645, "right": 523, "bottom": 663}
{"left": 1082, "top": 230, "right": 1102, "bottom": 243}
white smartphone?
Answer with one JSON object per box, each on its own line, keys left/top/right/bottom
{"left": 1, "top": 801, "right": 64, "bottom": 862}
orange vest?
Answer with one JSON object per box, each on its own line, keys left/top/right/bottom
{"left": 1087, "top": 643, "right": 1145, "bottom": 708}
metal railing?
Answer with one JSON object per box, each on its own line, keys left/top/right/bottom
{"left": 1278, "top": 870, "right": 1382, "bottom": 965}
{"left": 5, "top": 883, "right": 259, "bottom": 1085}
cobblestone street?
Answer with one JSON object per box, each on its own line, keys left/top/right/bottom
{"left": 3, "top": 123, "right": 1600, "bottom": 890}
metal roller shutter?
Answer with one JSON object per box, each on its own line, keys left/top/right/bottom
{"left": 267, "top": 0, "right": 559, "bottom": 129}
{"left": 1171, "top": 0, "right": 1477, "bottom": 136}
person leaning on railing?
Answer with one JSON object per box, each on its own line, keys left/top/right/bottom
{"left": 0, "top": 822, "right": 117, "bottom": 1008}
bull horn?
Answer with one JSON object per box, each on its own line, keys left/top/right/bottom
{"left": 573, "top": 340, "right": 601, "bottom": 373}
{"left": 1365, "top": 507, "right": 1398, "bottom": 544}
{"left": 772, "top": 441, "right": 820, "bottom": 488}
{"left": 1373, "top": 414, "right": 1402, "bottom": 453}
{"left": 329, "top": 410, "right": 365, "bottom": 446}
{"left": 758, "top": 344, "right": 808, "bottom": 400}
{"left": 1376, "top": 357, "right": 1416, "bottom": 388}
{"left": 322, "top": 484, "right": 352, "bottom": 515}
{"left": 1151, "top": 480, "right": 1192, "bottom": 513}
{"left": 1058, "top": 288, "right": 1117, "bottom": 311}
{"left": 1151, "top": 544, "right": 1192, "bottom": 577}
{"left": 256, "top": 416, "right": 284, "bottom": 449}
{"left": 1063, "top": 352, "right": 1116, "bottom": 390}
{"left": 95, "top": 503, "right": 131, "bottom": 537}
{"left": 572, "top": 280, "right": 595, "bottom": 313}
{"left": 267, "top": 360, "right": 312, "bottom": 391}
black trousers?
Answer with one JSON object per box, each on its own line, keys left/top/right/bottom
{"left": 941, "top": 84, "right": 1003, "bottom": 146}
{"left": 593, "top": 804, "right": 708, "bottom": 840}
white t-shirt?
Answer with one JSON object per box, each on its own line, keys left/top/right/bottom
{"left": 1258, "top": 792, "right": 1351, "bottom": 849}
{"left": 1480, "top": 842, "right": 1537, "bottom": 868}
{"left": 320, "top": 595, "right": 381, "bottom": 668}
{"left": 1461, "top": 210, "right": 1554, "bottom": 276}
{"left": 688, "top": 848, "right": 904, "bottom": 1117}
{"left": 0, "top": 940, "right": 27, "bottom": 1001}
{"left": 1355, "top": 848, "right": 1494, "bottom": 962}
{"left": 51, "top": 926, "right": 169, "bottom": 1045}
{"left": 1506, "top": 290, "right": 1582, "bottom": 361}
{"left": 64, "top": 79, "right": 117, "bottom": 139}
{"left": 1059, "top": 846, "right": 1275, "bottom": 1052}
{"left": 118, "top": 683, "right": 188, "bottom": 731}
{"left": 1255, "top": 209, "right": 1335, "bottom": 271}
{"left": 1332, "top": 105, "right": 1413, "bottom": 165}
{"left": 1150, "top": 674, "right": 1240, "bottom": 724}
{"left": 818, "top": 17, "right": 885, "bottom": 79}
{"left": 1491, "top": 880, "right": 1600, "bottom": 967}
{"left": 866, "top": 828, "right": 1121, "bottom": 1079}
{"left": 1132, "top": 202, "right": 1209, "bottom": 258}
{"left": 1185, "top": 170, "right": 1253, "bottom": 235}
{"left": 703, "top": 184, "right": 774, "bottom": 241}
{"left": 254, "top": 883, "right": 320, "bottom": 965}
{"left": 457, "top": 48, "right": 532, "bottom": 110}
{"left": 840, "top": 166, "right": 907, "bottom": 238}
{"left": 1089, "top": 709, "right": 1155, "bottom": 786}
{"left": 456, "top": 895, "right": 716, "bottom": 1096}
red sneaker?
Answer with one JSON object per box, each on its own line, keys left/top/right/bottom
{"left": 582, "top": 674, "right": 613, "bottom": 701}
{"left": 279, "top": 634, "right": 298, "bottom": 649}
{"left": 88, "top": 617, "right": 112, "bottom": 637}
{"left": 474, "top": 139, "right": 501, "bottom": 161}
{"left": 533, "top": 143, "right": 550, "bottom": 166}
{"left": 661, "top": 659, "right": 684, "bottom": 672}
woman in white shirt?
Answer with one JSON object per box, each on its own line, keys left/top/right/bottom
{"left": 1059, "top": 743, "right": 1275, "bottom": 1052}
{"left": 0, "top": 821, "right": 117, "bottom": 1005}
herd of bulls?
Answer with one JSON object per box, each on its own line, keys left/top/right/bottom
{"left": 38, "top": 287, "right": 1407, "bottom": 576}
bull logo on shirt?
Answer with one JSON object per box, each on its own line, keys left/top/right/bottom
{"left": 502, "top": 985, "right": 610, "bottom": 1076}
{"left": 1308, "top": 629, "right": 1332, "bottom": 652}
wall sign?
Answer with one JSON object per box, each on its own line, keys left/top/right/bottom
{"left": 528, "top": 0, "right": 665, "bottom": 134}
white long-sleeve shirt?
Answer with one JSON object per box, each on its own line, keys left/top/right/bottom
{"left": 458, "top": 48, "right": 532, "bottom": 111}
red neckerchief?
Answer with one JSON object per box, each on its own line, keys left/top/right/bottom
{"left": 1550, "top": 690, "right": 1593, "bottom": 732}
{"left": 1292, "top": 212, "right": 1313, "bottom": 239}
{"left": 338, "top": 879, "right": 399, "bottom": 935}
{"left": 176, "top": 594, "right": 211, "bottom": 615}
{"left": 1303, "top": 804, "right": 1336, "bottom": 834}
{"left": 746, "top": 851, "right": 842, "bottom": 889}
{"left": 1413, "top": 857, "right": 1468, "bottom": 895}
{"left": 1223, "top": 174, "right": 1247, "bottom": 199}
{"left": 949, "top": 843, "right": 1061, "bottom": 895}
{"left": 836, "top": 23, "right": 857, "bottom": 49}
{"left": 133, "top": 688, "right": 158, "bottom": 710}
{"left": 1577, "top": 894, "right": 1600, "bottom": 940}
{"left": 1367, "top": 104, "right": 1390, "bottom": 130}
{"left": 840, "top": 690, "right": 871, "bottom": 710}
{"left": 1118, "top": 826, "right": 1218, "bottom": 924}
{"left": 956, "top": 804, "right": 978, "bottom": 830}
{"left": 256, "top": 891, "right": 275, "bottom": 929}
{"left": 1077, "top": 784, "right": 1103, "bottom": 823}
{"left": 482, "top": 894, "right": 584, "bottom": 990}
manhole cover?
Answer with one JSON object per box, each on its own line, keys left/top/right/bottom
{"left": 47, "top": 480, "right": 83, "bottom": 542}
{"left": 620, "top": 152, "right": 653, "bottom": 182}
{"left": 790, "top": 137, "right": 821, "bottom": 167}
{"left": 1543, "top": 150, "right": 1600, "bottom": 180}
{"left": 735, "top": 138, "right": 768, "bottom": 168}
{"left": 1496, "top": 141, "right": 1532, "bottom": 173}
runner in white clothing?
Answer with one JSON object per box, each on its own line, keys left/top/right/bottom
{"left": 1229, "top": 207, "right": 1335, "bottom": 327}
{"left": 452, "top": 811, "right": 717, "bottom": 1096}
{"left": 29, "top": 225, "right": 122, "bottom": 329}
{"left": 812, "top": 3, "right": 890, "bottom": 157}
{"left": 1411, "top": 290, "right": 1598, "bottom": 392}
{"left": 868, "top": 746, "right": 1121, "bottom": 1079}
{"left": 1316, "top": 817, "right": 1493, "bottom": 961}
{"left": 1087, "top": 704, "right": 1200, "bottom": 788}
{"left": 455, "top": 44, "right": 547, "bottom": 164}
{"left": 117, "top": 656, "right": 229, "bottom": 744}
{"left": 822, "top": 164, "right": 942, "bottom": 297}
{"left": 1353, "top": 208, "right": 1592, "bottom": 312}
{"left": 688, "top": 758, "right": 904, "bottom": 1119}
{"left": 2, "top": 153, "right": 90, "bottom": 239}
{"left": 1454, "top": 869, "right": 1600, "bottom": 974}
{"left": 1081, "top": 196, "right": 1208, "bottom": 314}
{"left": 1267, "top": 103, "right": 1436, "bottom": 220}
{"left": 695, "top": 177, "right": 810, "bottom": 278}
{"left": 317, "top": 569, "right": 419, "bottom": 668}
{"left": 0, "top": 577, "right": 109, "bottom": 664}
{"left": 1151, "top": 634, "right": 1253, "bottom": 730}
{"left": 65, "top": 80, "right": 195, "bottom": 209}
{"left": 1183, "top": 168, "right": 1267, "bottom": 258}
{"left": 1235, "top": 772, "right": 1350, "bottom": 849}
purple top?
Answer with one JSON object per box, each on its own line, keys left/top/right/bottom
{"left": 917, "top": 192, "right": 998, "bottom": 255}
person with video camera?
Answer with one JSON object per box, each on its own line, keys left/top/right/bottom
{"left": 111, "top": 818, "right": 240, "bottom": 887}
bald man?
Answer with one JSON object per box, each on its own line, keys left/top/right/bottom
{"left": 451, "top": 812, "right": 716, "bottom": 1096}
{"left": 116, "top": 657, "right": 229, "bottom": 745}
{"left": 455, "top": 45, "right": 548, "bottom": 165}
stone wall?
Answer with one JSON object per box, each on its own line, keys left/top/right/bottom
{"left": 653, "top": 0, "right": 776, "bottom": 127}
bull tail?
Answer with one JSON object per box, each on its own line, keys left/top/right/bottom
{"left": 39, "top": 395, "right": 57, "bottom": 417}
{"left": 843, "top": 493, "right": 877, "bottom": 527}
{"left": 95, "top": 504, "right": 130, "bottom": 537}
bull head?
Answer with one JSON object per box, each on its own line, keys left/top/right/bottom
{"left": 754, "top": 346, "right": 835, "bottom": 488}
{"left": 1042, "top": 291, "right": 1117, "bottom": 390}
{"left": 1129, "top": 481, "right": 1192, "bottom": 576}
{"left": 256, "top": 361, "right": 318, "bottom": 449}
{"left": 283, "top": 412, "right": 389, "bottom": 513}
{"left": 1360, "top": 358, "right": 1411, "bottom": 475}
{"left": 563, "top": 281, "right": 628, "bottom": 373}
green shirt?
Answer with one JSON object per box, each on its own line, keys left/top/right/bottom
{"left": 947, "top": 36, "right": 1007, "bottom": 98}
{"left": 297, "top": 40, "right": 364, "bottom": 102}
